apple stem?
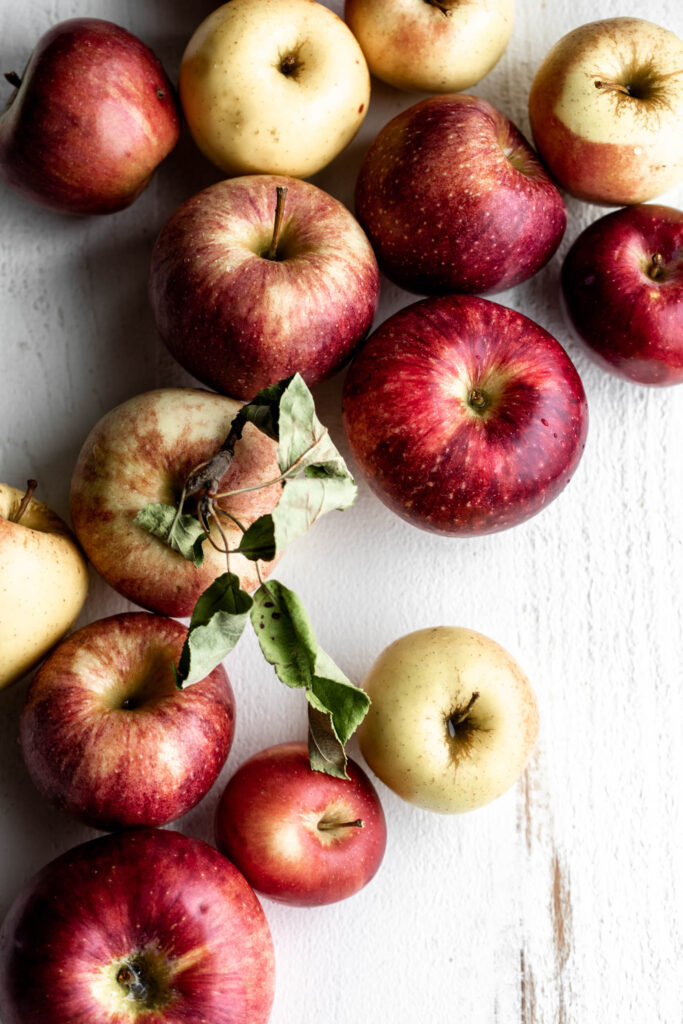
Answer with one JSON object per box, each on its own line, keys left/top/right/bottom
{"left": 448, "top": 691, "right": 480, "bottom": 734}
{"left": 424, "top": 0, "right": 451, "bottom": 15}
{"left": 594, "top": 79, "right": 631, "bottom": 97}
{"left": 11, "top": 479, "right": 37, "bottom": 524}
{"left": 317, "top": 818, "right": 365, "bottom": 831}
{"left": 4, "top": 71, "right": 21, "bottom": 89}
{"left": 266, "top": 186, "right": 288, "bottom": 261}
{"left": 648, "top": 253, "right": 664, "bottom": 280}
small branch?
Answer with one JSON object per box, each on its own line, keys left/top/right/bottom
{"left": 12, "top": 479, "right": 37, "bottom": 524}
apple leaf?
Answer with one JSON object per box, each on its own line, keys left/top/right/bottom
{"left": 251, "top": 580, "right": 370, "bottom": 778}
{"left": 276, "top": 373, "right": 353, "bottom": 480}
{"left": 232, "top": 377, "right": 290, "bottom": 441}
{"left": 175, "top": 572, "right": 253, "bottom": 688}
{"left": 134, "top": 502, "right": 207, "bottom": 567}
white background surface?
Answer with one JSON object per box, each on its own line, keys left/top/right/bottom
{"left": 1, "top": 1, "right": 682, "bottom": 1022}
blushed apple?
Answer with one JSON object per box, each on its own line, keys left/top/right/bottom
{"left": 214, "top": 741, "right": 386, "bottom": 906}
{"left": 354, "top": 93, "right": 566, "bottom": 295}
{"left": 69, "top": 388, "right": 282, "bottom": 617}
{"left": 0, "top": 828, "right": 275, "bottom": 1024}
{"left": 342, "top": 294, "right": 588, "bottom": 535}
{"left": 149, "top": 176, "right": 380, "bottom": 400}
{"left": 528, "top": 17, "right": 683, "bottom": 205}
{"left": 0, "top": 481, "right": 88, "bottom": 691}
{"left": 561, "top": 204, "right": 683, "bottom": 385}
{"left": 0, "top": 18, "right": 180, "bottom": 215}
{"left": 358, "top": 627, "right": 539, "bottom": 813}
{"left": 344, "top": 0, "right": 514, "bottom": 94}
{"left": 20, "top": 612, "right": 235, "bottom": 830}
{"left": 179, "top": 0, "right": 370, "bottom": 178}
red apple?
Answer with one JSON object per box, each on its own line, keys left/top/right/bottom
{"left": 561, "top": 204, "right": 683, "bottom": 386}
{"left": 20, "top": 612, "right": 235, "bottom": 831}
{"left": 69, "top": 387, "right": 282, "bottom": 617}
{"left": 149, "top": 175, "right": 380, "bottom": 400}
{"left": 0, "top": 828, "right": 275, "bottom": 1024}
{"left": 528, "top": 17, "right": 683, "bottom": 206}
{"left": 354, "top": 93, "right": 566, "bottom": 296}
{"left": 342, "top": 294, "right": 588, "bottom": 535}
{"left": 0, "top": 18, "right": 180, "bottom": 215}
{"left": 214, "top": 741, "right": 387, "bottom": 906}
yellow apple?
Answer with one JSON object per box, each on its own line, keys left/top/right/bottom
{"left": 358, "top": 626, "right": 539, "bottom": 813}
{"left": 344, "top": 0, "right": 514, "bottom": 94}
{"left": 179, "top": 0, "right": 370, "bottom": 178}
{"left": 0, "top": 482, "right": 88, "bottom": 690}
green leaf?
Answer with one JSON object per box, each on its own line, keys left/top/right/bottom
{"left": 236, "top": 377, "right": 293, "bottom": 440}
{"left": 250, "top": 580, "right": 370, "bottom": 777}
{"left": 237, "top": 473, "right": 357, "bottom": 562}
{"left": 176, "top": 573, "right": 253, "bottom": 687}
{"left": 276, "top": 374, "right": 352, "bottom": 482}
{"left": 134, "top": 503, "right": 207, "bottom": 567}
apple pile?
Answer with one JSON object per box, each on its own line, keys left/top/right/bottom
{"left": 0, "top": 1, "right": 682, "bottom": 1021}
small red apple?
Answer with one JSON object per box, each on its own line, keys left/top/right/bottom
{"left": 0, "top": 828, "right": 275, "bottom": 1024}
{"left": 0, "top": 18, "right": 180, "bottom": 215}
{"left": 561, "top": 204, "right": 683, "bottom": 385}
{"left": 354, "top": 93, "right": 566, "bottom": 296}
{"left": 215, "top": 741, "right": 387, "bottom": 906}
{"left": 20, "top": 613, "right": 235, "bottom": 831}
{"left": 343, "top": 294, "right": 588, "bottom": 535}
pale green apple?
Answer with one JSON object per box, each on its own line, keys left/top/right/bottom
{"left": 358, "top": 626, "right": 539, "bottom": 813}
{"left": 0, "top": 482, "right": 89, "bottom": 690}
{"left": 179, "top": 0, "right": 370, "bottom": 178}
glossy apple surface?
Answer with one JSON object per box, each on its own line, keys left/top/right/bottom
{"left": 561, "top": 204, "right": 683, "bottom": 385}
{"left": 354, "top": 93, "right": 566, "bottom": 295}
{"left": 344, "top": 0, "right": 513, "bottom": 93}
{"left": 69, "top": 388, "right": 281, "bottom": 617}
{"left": 215, "top": 741, "right": 386, "bottom": 906}
{"left": 0, "top": 482, "right": 88, "bottom": 690}
{"left": 20, "top": 613, "right": 235, "bottom": 830}
{"left": 358, "top": 627, "right": 539, "bottom": 813}
{"left": 0, "top": 828, "right": 275, "bottom": 1024}
{"left": 149, "top": 175, "right": 380, "bottom": 400}
{"left": 179, "top": 0, "right": 370, "bottom": 178}
{"left": 529, "top": 17, "right": 683, "bottom": 205}
{"left": 0, "top": 18, "right": 180, "bottom": 215}
{"left": 342, "top": 294, "right": 588, "bottom": 535}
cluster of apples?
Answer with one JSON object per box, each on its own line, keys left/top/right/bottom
{"left": 0, "top": 1, "right": 682, "bottom": 1022}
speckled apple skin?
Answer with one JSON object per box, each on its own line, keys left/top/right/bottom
{"left": 528, "top": 18, "right": 683, "bottom": 205}
{"left": 342, "top": 294, "right": 588, "bottom": 535}
{"left": 561, "top": 204, "right": 683, "bottom": 385}
{"left": 0, "top": 828, "right": 275, "bottom": 1024}
{"left": 354, "top": 93, "right": 566, "bottom": 295}
{"left": 70, "top": 388, "right": 281, "bottom": 616}
{"left": 0, "top": 18, "right": 180, "bottom": 215}
{"left": 358, "top": 626, "right": 539, "bottom": 814}
{"left": 149, "top": 175, "right": 380, "bottom": 401}
{"left": 215, "top": 741, "right": 386, "bottom": 906}
{"left": 20, "top": 613, "right": 235, "bottom": 830}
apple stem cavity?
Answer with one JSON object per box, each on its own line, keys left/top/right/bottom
{"left": 265, "top": 186, "right": 288, "bottom": 261}
{"left": 447, "top": 691, "right": 480, "bottom": 736}
{"left": 467, "top": 389, "right": 489, "bottom": 415}
{"left": 11, "top": 479, "right": 37, "bottom": 524}
{"left": 317, "top": 817, "right": 365, "bottom": 831}
{"left": 116, "top": 960, "right": 155, "bottom": 1007}
{"left": 4, "top": 71, "right": 22, "bottom": 89}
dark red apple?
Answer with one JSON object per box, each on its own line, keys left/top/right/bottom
{"left": 20, "top": 613, "right": 235, "bottom": 831}
{"left": 0, "top": 828, "right": 275, "bottom": 1024}
{"left": 354, "top": 93, "right": 566, "bottom": 296}
{"left": 0, "top": 18, "right": 180, "bottom": 215}
{"left": 561, "top": 204, "right": 683, "bottom": 386}
{"left": 215, "top": 741, "right": 387, "bottom": 906}
{"left": 342, "top": 294, "right": 588, "bottom": 535}
{"left": 149, "top": 175, "right": 380, "bottom": 400}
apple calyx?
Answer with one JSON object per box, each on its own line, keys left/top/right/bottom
{"left": 466, "top": 389, "right": 489, "bottom": 415}
{"left": 9, "top": 479, "right": 37, "bottom": 524}
{"left": 264, "top": 186, "right": 288, "bottom": 261}
{"left": 447, "top": 691, "right": 480, "bottom": 737}
{"left": 647, "top": 253, "right": 664, "bottom": 280}
{"left": 115, "top": 954, "right": 168, "bottom": 1011}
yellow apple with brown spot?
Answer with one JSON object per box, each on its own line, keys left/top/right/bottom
{"left": 358, "top": 626, "right": 539, "bottom": 813}
{"left": 0, "top": 481, "right": 88, "bottom": 691}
